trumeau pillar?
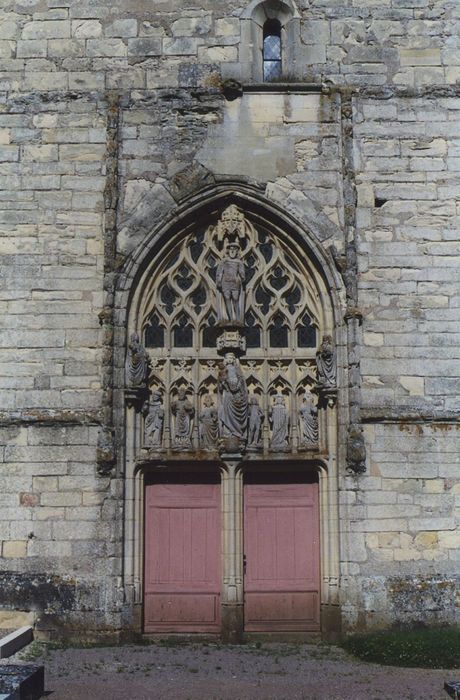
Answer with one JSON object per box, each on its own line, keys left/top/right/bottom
{"left": 220, "top": 460, "right": 244, "bottom": 643}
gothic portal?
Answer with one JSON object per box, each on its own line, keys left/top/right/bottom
{"left": 122, "top": 198, "right": 342, "bottom": 640}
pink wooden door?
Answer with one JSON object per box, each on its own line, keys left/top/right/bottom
{"left": 244, "top": 479, "right": 320, "bottom": 632}
{"left": 144, "top": 482, "right": 221, "bottom": 633}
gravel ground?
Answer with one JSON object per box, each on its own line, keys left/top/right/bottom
{"left": 3, "top": 640, "right": 456, "bottom": 700}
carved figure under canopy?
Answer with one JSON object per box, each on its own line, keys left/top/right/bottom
{"left": 144, "top": 392, "right": 164, "bottom": 449}
{"left": 171, "top": 388, "right": 195, "bottom": 449}
{"left": 218, "top": 353, "right": 248, "bottom": 443}
{"left": 125, "top": 332, "right": 150, "bottom": 388}
{"left": 299, "top": 392, "right": 318, "bottom": 446}
{"left": 215, "top": 204, "right": 247, "bottom": 246}
{"left": 269, "top": 394, "right": 290, "bottom": 451}
{"left": 216, "top": 242, "right": 245, "bottom": 324}
{"left": 316, "top": 335, "right": 336, "bottom": 388}
{"left": 247, "top": 395, "right": 264, "bottom": 448}
{"left": 199, "top": 394, "right": 219, "bottom": 450}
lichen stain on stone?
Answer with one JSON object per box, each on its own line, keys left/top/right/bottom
{"left": 0, "top": 572, "right": 77, "bottom": 613}
{"left": 388, "top": 576, "right": 458, "bottom": 620}
{"left": 398, "top": 422, "right": 424, "bottom": 435}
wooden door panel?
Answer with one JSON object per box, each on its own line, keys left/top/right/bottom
{"left": 245, "top": 592, "right": 319, "bottom": 631}
{"left": 244, "top": 480, "right": 320, "bottom": 632}
{"left": 144, "top": 482, "right": 220, "bottom": 633}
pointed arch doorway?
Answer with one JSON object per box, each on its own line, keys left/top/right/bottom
{"left": 118, "top": 189, "right": 344, "bottom": 641}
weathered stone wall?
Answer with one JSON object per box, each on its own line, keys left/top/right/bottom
{"left": 339, "top": 91, "right": 460, "bottom": 631}
{"left": 341, "top": 423, "right": 460, "bottom": 631}
{"left": 0, "top": 0, "right": 459, "bottom": 637}
{"left": 1, "top": 1, "right": 459, "bottom": 89}
{"left": 0, "top": 93, "right": 123, "bottom": 635}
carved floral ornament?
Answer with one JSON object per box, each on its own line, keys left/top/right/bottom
{"left": 126, "top": 205, "right": 338, "bottom": 455}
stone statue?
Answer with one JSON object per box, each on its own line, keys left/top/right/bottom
{"left": 144, "top": 392, "right": 164, "bottom": 449}
{"left": 247, "top": 395, "right": 264, "bottom": 449}
{"left": 171, "top": 388, "right": 195, "bottom": 449}
{"left": 199, "top": 394, "right": 219, "bottom": 450}
{"left": 269, "top": 394, "right": 290, "bottom": 451}
{"left": 216, "top": 242, "right": 245, "bottom": 324}
{"left": 299, "top": 392, "right": 318, "bottom": 446}
{"left": 125, "top": 331, "right": 150, "bottom": 388}
{"left": 316, "top": 335, "right": 336, "bottom": 388}
{"left": 218, "top": 353, "right": 248, "bottom": 445}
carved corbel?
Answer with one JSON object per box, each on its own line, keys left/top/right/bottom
{"left": 346, "top": 423, "right": 367, "bottom": 474}
{"left": 96, "top": 425, "right": 116, "bottom": 476}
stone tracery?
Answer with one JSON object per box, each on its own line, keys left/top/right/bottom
{"left": 134, "top": 204, "right": 332, "bottom": 454}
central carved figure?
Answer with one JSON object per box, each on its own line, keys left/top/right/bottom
{"left": 218, "top": 353, "right": 248, "bottom": 445}
{"left": 216, "top": 242, "right": 245, "bottom": 324}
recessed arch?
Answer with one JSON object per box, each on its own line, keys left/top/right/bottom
{"left": 116, "top": 185, "right": 345, "bottom": 641}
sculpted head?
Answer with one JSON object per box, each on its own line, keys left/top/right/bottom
{"left": 224, "top": 352, "right": 236, "bottom": 366}
{"left": 226, "top": 242, "right": 240, "bottom": 259}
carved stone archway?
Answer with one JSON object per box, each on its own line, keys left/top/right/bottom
{"left": 115, "top": 187, "right": 346, "bottom": 640}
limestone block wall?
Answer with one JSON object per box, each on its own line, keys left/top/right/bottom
{"left": 0, "top": 93, "right": 123, "bottom": 635}
{"left": 0, "top": 0, "right": 459, "bottom": 637}
{"left": 0, "top": 1, "right": 459, "bottom": 92}
{"left": 340, "top": 424, "right": 460, "bottom": 631}
{"left": 338, "top": 92, "right": 460, "bottom": 631}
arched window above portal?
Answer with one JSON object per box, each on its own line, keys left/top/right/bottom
{"left": 263, "top": 19, "right": 281, "bottom": 81}
{"left": 240, "top": 0, "right": 300, "bottom": 83}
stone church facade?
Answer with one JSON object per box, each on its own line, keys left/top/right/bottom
{"left": 0, "top": 0, "right": 459, "bottom": 641}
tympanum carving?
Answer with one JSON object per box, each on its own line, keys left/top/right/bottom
{"left": 132, "top": 203, "right": 334, "bottom": 459}
{"left": 218, "top": 353, "right": 248, "bottom": 450}
{"left": 247, "top": 395, "right": 264, "bottom": 450}
{"left": 171, "top": 388, "right": 195, "bottom": 450}
{"left": 125, "top": 332, "right": 150, "bottom": 389}
{"left": 216, "top": 242, "right": 245, "bottom": 324}
{"left": 299, "top": 392, "right": 318, "bottom": 446}
{"left": 316, "top": 335, "right": 336, "bottom": 388}
{"left": 143, "top": 392, "right": 164, "bottom": 449}
{"left": 199, "top": 394, "right": 219, "bottom": 450}
{"left": 269, "top": 394, "right": 290, "bottom": 451}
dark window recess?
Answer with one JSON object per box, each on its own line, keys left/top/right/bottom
{"left": 285, "top": 285, "right": 301, "bottom": 314}
{"left": 374, "top": 197, "right": 387, "bottom": 208}
{"left": 263, "top": 19, "right": 282, "bottom": 82}
{"left": 144, "top": 314, "right": 164, "bottom": 348}
{"left": 246, "top": 252, "right": 257, "bottom": 283}
{"left": 269, "top": 313, "right": 288, "bottom": 347}
{"left": 160, "top": 283, "right": 177, "bottom": 315}
{"left": 258, "top": 232, "right": 273, "bottom": 262}
{"left": 173, "top": 314, "right": 193, "bottom": 347}
{"left": 176, "top": 264, "right": 193, "bottom": 291}
{"left": 203, "top": 314, "right": 217, "bottom": 347}
{"left": 270, "top": 265, "right": 287, "bottom": 290}
{"left": 255, "top": 285, "right": 272, "bottom": 315}
{"left": 190, "top": 232, "right": 204, "bottom": 263}
{"left": 191, "top": 284, "right": 206, "bottom": 314}
{"left": 207, "top": 253, "right": 217, "bottom": 283}
{"left": 246, "top": 311, "right": 261, "bottom": 348}
{"left": 298, "top": 314, "right": 316, "bottom": 348}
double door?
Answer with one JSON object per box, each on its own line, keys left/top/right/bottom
{"left": 144, "top": 471, "right": 320, "bottom": 634}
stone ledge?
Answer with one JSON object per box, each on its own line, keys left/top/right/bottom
{"left": 0, "top": 628, "right": 33, "bottom": 660}
{"left": 0, "top": 665, "right": 44, "bottom": 700}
